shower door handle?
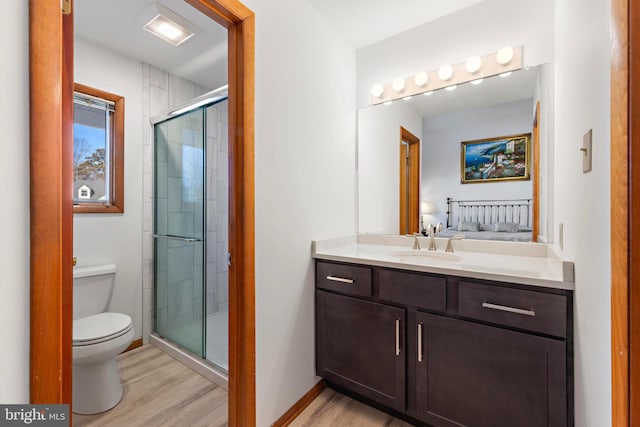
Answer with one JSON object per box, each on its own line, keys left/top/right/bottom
{"left": 152, "top": 234, "right": 202, "bottom": 243}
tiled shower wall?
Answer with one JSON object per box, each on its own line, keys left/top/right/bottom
{"left": 205, "top": 101, "right": 229, "bottom": 315}
{"left": 142, "top": 63, "right": 210, "bottom": 344}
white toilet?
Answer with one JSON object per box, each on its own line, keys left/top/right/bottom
{"left": 72, "top": 264, "right": 134, "bottom": 415}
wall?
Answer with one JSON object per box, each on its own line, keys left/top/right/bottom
{"left": 421, "top": 99, "right": 533, "bottom": 225}
{"left": 74, "top": 38, "right": 144, "bottom": 341}
{"left": 358, "top": 102, "right": 422, "bottom": 233}
{"left": 554, "top": 0, "right": 612, "bottom": 425}
{"left": 205, "top": 101, "right": 229, "bottom": 315}
{"left": 356, "top": 0, "right": 555, "bottom": 108}
{"left": 242, "top": 0, "right": 357, "bottom": 424}
{"left": 0, "top": 0, "right": 29, "bottom": 403}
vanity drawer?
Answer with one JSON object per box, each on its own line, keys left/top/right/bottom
{"left": 378, "top": 269, "right": 446, "bottom": 312}
{"left": 458, "top": 281, "right": 567, "bottom": 338}
{"left": 316, "top": 261, "right": 372, "bottom": 297}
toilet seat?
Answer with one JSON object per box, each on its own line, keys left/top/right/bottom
{"left": 73, "top": 312, "right": 133, "bottom": 346}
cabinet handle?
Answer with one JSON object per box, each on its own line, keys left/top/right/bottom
{"left": 482, "top": 302, "right": 536, "bottom": 317}
{"left": 395, "top": 319, "right": 401, "bottom": 356}
{"left": 417, "top": 322, "right": 423, "bottom": 363}
{"left": 326, "top": 275, "right": 354, "bottom": 284}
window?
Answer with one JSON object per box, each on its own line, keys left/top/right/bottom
{"left": 73, "top": 83, "right": 124, "bottom": 213}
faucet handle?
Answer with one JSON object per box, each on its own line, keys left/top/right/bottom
{"left": 412, "top": 235, "right": 421, "bottom": 250}
{"left": 445, "top": 235, "right": 464, "bottom": 253}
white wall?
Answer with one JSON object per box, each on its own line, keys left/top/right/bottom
{"left": 554, "top": 0, "right": 611, "bottom": 425}
{"left": 242, "top": 0, "right": 357, "bottom": 424}
{"left": 358, "top": 102, "right": 422, "bottom": 233}
{"left": 74, "top": 38, "right": 144, "bottom": 341}
{"left": 421, "top": 99, "right": 533, "bottom": 225}
{"left": 0, "top": 0, "right": 29, "bottom": 403}
{"left": 356, "top": 0, "right": 555, "bottom": 108}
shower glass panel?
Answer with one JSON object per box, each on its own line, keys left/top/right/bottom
{"left": 153, "top": 109, "right": 206, "bottom": 357}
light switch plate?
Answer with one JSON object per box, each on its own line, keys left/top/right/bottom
{"left": 582, "top": 129, "right": 592, "bottom": 173}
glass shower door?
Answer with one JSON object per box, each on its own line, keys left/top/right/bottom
{"left": 153, "top": 109, "right": 206, "bottom": 357}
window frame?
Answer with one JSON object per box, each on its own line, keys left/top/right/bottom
{"left": 73, "top": 83, "right": 124, "bottom": 213}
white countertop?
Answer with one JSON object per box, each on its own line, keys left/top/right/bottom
{"left": 312, "top": 234, "right": 575, "bottom": 290}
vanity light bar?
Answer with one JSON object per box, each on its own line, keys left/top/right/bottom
{"left": 370, "top": 46, "right": 523, "bottom": 105}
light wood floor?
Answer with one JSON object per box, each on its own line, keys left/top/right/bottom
{"left": 72, "top": 345, "right": 411, "bottom": 426}
{"left": 72, "top": 345, "right": 227, "bottom": 427}
{"left": 290, "top": 388, "right": 414, "bottom": 427}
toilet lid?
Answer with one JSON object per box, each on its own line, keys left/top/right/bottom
{"left": 73, "top": 312, "right": 132, "bottom": 345}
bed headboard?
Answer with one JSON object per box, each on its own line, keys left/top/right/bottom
{"left": 446, "top": 198, "right": 532, "bottom": 229}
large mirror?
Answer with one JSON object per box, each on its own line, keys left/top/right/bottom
{"left": 357, "top": 64, "right": 552, "bottom": 242}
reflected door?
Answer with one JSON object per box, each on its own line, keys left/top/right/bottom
{"left": 399, "top": 126, "right": 420, "bottom": 234}
{"left": 153, "top": 109, "right": 206, "bottom": 357}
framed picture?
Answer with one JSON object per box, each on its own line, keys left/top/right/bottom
{"left": 460, "top": 133, "right": 531, "bottom": 184}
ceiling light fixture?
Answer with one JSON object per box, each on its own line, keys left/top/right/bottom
{"left": 143, "top": 3, "right": 197, "bottom": 46}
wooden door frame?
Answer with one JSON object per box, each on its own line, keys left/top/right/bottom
{"left": 611, "top": 0, "right": 638, "bottom": 425}
{"left": 399, "top": 127, "right": 420, "bottom": 235}
{"left": 28, "top": 1, "right": 255, "bottom": 425}
{"left": 532, "top": 102, "right": 540, "bottom": 243}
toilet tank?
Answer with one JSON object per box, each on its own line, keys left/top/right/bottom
{"left": 73, "top": 264, "right": 117, "bottom": 320}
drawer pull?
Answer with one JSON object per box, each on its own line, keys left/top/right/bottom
{"left": 395, "top": 319, "right": 402, "bottom": 356}
{"left": 482, "top": 302, "right": 536, "bottom": 317}
{"left": 417, "top": 322, "right": 423, "bottom": 363}
{"left": 326, "top": 275, "right": 354, "bottom": 284}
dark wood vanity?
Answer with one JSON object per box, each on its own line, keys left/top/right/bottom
{"left": 315, "top": 259, "right": 573, "bottom": 427}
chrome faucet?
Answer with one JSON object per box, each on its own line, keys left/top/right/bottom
{"left": 428, "top": 229, "right": 438, "bottom": 251}
{"left": 445, "top": 235, "right": 464, "bottom": 253}
{"left": 412, "top": 235, "right": 421, "bottom": 250}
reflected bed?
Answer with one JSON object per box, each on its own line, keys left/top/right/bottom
{"left": 441, "top": 197, "right": 533, "bottom": 242}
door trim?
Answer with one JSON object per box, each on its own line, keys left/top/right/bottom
{"left": 28, "top": 0, "right": 256, "bottom": 425}
{"left": 532, "top": 102, "right": 540, "bottom": 242}
{"left": 611, "top": 0, "right": 631, "bottom": 425}
{"left": 28, "top": 0, "right": 74, "bottom": 405}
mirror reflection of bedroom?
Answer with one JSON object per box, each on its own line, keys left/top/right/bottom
{"left": 358, "top": 64, "right": 551, "bottom": 243}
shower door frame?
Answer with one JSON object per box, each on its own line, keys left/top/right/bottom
{"left": 28, "top": 0, "right": 256, "bottom": 425}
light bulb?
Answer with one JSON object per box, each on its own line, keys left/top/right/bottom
{"left": 471, "top": 79, "right": 484, "bottom": 85}
{"left": 392, "top": 78, "right": 406, "bottom": 92}
{"left": 423, "top": 91, "right": 434, "bottom": 96}
{"left": 383, "top": 101, "right": 392, "bottom": 106}
{"left": 371, "top": 83, "right": 384, "bottom": 97}
{"left": 445, "top": 85, "right": 457, "bottom": 91}
{"left": 414, "top": 71, "right": 428, "bottom": 87}
{"left": 438, "top": 65, "right": 453, "bottom": 81}
{"left": 496, "top": 46, "right": 514, "bottom": 65}
{"left": 403, "top": 96, "right": 412, "bottom": 101}
{"left": 499, "top": 72, "right": 512, "bottom": 78}
{"left": 465, "top": 56, "right": 482, "bottom": 73}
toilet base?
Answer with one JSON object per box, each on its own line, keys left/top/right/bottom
{"left": 73, "top": 357, "right": 124, "bottom": 414}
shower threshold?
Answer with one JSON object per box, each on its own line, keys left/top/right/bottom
{"left": 150, "top": 334, "right": 228, "bottom": 391}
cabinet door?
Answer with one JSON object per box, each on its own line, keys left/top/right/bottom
{"left": 316, "top": 290, "right": 406, "bottom": 411}
{"left": 415, "top": 312, "right": 566, "bottom": 427}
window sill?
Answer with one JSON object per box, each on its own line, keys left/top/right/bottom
{"left": 73, "top": 203, "right": 124, "bottom": 214}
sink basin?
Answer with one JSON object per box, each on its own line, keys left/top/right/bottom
{"left": 390, "top": 250, "right": 462, "bottom": 262}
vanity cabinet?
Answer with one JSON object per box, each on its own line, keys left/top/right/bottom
{"left": 315, "top": 260, "right": 572, "bottom": 427}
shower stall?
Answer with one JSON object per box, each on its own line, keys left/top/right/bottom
{"left": 151, "top": 86, "right": 229, "bottom": 374}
